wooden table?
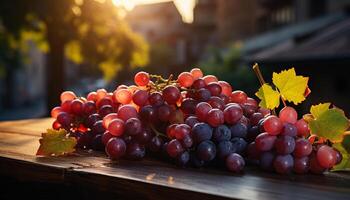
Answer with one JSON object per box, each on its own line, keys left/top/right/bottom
{"left": 0, "top": 118, "right": 350, "bottom": 200}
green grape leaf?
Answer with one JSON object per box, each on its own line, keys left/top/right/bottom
{"left": 310, "top": 103, "right": 331, "bottom": 119}
{"left": 308, "top": 107, "right": 349, "bottom": 142}
{"left": 272, "top": 68, "right": 309, "bottom": 105}
{"left": 332, "top": 135, "right": 350, "bottom": 171}
{"left": 36, "top": 129, "right": 77, "bottom": 156}
{"left": 255, "top": 84, "right": 280, "bottom": 109}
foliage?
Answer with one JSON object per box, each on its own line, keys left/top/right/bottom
{"left": 255, "top": 68, "right": 309, "bottom": 109}
{"left": 199, "top": 43, "right": 258, "bottom": 95}
{"left": 0, "top": 0, "right": 149, "bottom": 81}
{"left": 36, "top": 129, "right": 76, "bottom": 156}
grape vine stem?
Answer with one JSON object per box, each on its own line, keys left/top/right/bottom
{"left": 252, "top": 63, "right": 277, "bottom": 116}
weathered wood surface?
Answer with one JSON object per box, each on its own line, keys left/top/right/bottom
{"left": 0, "top": 118, "right": 350, "bottom": 200}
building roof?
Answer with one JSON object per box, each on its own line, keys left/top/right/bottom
{"left": 246, "top": 14, "right": 350, "bottom": 63}
{"left": 242, "top": 12, "right": 347, "bottom": 54}
{"left": 126, "top": 1, "right": 182, "bottom": 20}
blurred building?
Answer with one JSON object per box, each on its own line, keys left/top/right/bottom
{"left": 126, "top": 2, "right": 187, "bottom": 66}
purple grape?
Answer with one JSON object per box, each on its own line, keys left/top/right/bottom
{"left": 230, "top": 123, "right": 248, "bottom": 138}
{"left": 273, "top": 154, "right": 294, "bottom": 174}
{"left": 126, "top": 142, "right": 145, "bottom": 160}
{"left": 226, "top": 153, "right": 245, "bottom": 172}
{"left": 260, "top": 151, "right": 275, "bottom": 171}
{"left": 281, "top": 123, "right": 297, "bottom": 137}
{"left": 213, "top": 125, "right": 231, "bottom": 143}
{"left": 191, "top": 122, "right": 213, "bottom": 144}
{"left": 275, "top": 135, "right": 295, "bottom": 155}
{"left": 231, "top": 138, "right": 247, "bottom": 154}
{"left": 217, "top": 140, "right": 234, "bottom": 160}
{"left": 196, "top": 140, "right": 216, "bottom": 161}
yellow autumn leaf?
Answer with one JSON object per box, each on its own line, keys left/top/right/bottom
{"left": 310, "top": 103, "right": 331, "bottom": 119}
{"left": 255, "top": 84, "right": 280, "bottom": 109}
{"left": 272, "top": 68, "right": 308, "bottom": 105}
{"left": 36, "top": 129, "right": 77, "bottom": 156}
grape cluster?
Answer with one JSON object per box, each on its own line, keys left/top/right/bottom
{"left": 50, "top": 68, "right": 341, "bottom": 174}
{"left": 247, "top": 106, "right": 342, "bottom": 174}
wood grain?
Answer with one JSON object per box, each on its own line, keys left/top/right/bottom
{"left": 0, "top": 118, "right": 350, "bottom": 200}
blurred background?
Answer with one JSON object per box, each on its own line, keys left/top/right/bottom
{"left": 0, "top": 0, "right": 350, "bottom": 120}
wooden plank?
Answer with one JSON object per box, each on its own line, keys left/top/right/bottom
{"left": 0, "top": 118, "right": 350, "bottom": 200}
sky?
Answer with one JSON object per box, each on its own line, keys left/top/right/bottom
{"left": 112, "top": 0, "right": 196, "bottom": 23}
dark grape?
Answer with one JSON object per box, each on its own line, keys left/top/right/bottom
{"left": 195, "top": 88, "right": 211, "bottom": 102}
{"left": 133, "top": 90, "right": 149, "bottom": 106}
{"left": 86, "top": 113, "right": 102, "bottom": 128}
{"left": 205, "top": 82, "right": 222, "bottom": 96}
{"left": 57, "top": 112, "right": 72, "bottom": 128}
{"left": 136, "top": 128, "right": 154, "bottom": 144}
{"left": 255, "top": 132, "right": 277, "bottom": 152}
{"left": 294, "top": 156, "right": 309, "bottom": 174}
{"left": 105, "top": 138, "right": 126, "bottom": 160}
{"left": 249, "top": 112, "right": 264, "bottom": 126}
{"left": 275, "top": 135, "right": 295, "bottom": 155}
{"left": 126, "top": 142, "right": 146, "bottom": 160}
{"left": 231, "top": 138, "right": 247, "bottom": 154}
{"left": 162, "top": 85, "right": 180, "bottom": 105}
{"left": 125, "top": 118, "right": 142, "bottom": 136}
{"left": 217, "top": 141, "right": 234, "bottom": 160}
{"left": 140, "top": 105, "right": 158, "bottom": 123}
{"left": 148, "top": 92, "right": 164, "bottom": 106}
{"left": 273, "top": 154, "right": 294, "bottom": 174}
{"left": 157, "top": 104, "right": 172, "bottom": 122}
{"left": 102, "top": 131, "right": 114, "bottom": 145}
{"left": 185, "top": 116, "right": 199, "bottom": 128}
{"left": 212, "top": 125, "right": 231, "bottom": 143}
{"left": 167, "top": 139, "right": 184, "bottom": 158}
{"left": 176, "top": 151, "right": 190, "bottom": 166}
{"left": 92, "top": 120, "right": 106, "bottom": 136}
{"left": 260, "top": 151, "right": 275, "bottom": 171}
{"left": 174, "top": 124, "right": 191, "bottom": 140}
{"left": 92, "top": 134, "right": 104, "bottom": 151}
{"left": 226, "top": 153, "right": 245, "bottom": 172}
{"left": 196, "top": 140, "right": 216, "bottom": 161}
{"left": 191, "top": 122, "right": 213, "bottom": 143}
{"left": 98, "top": 105, "right": 113, "bottom": 117}
{"left": 207, "top": 96, "right": 225, "bottom": 110}
{"left": 281, "top": 123, "right": 297, "bottom": 137}
{"left": 83, "top": 101, "right": 96, "bottom": 115}
{"left": 192, "top": 78, "right": 206, "bottom": 89}
{"left": 230, "top": 123, "right": 248, "bottom": 138}
{"left": 180, "top": 98, "right": 197, "bottom": 115}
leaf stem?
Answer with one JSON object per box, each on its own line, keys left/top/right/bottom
{"left": 252, "top": 63, "right": 277, "bottom": 116}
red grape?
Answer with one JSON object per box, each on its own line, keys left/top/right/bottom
{"left": 230, "top": 90, "right": 247, "bottom": 104}
{"left": 295, "top": 119, "right": 309, "bottom": 137}
{"left": 114, "top": 89, "right": 132, "bottom": 104}
{"left": 279, "top": 106, "right": 298, "bottom": 124}
{"left": 178, "top": 72, "right": 194, "bottom": 88}
{"left": 117, "top": 104, "right": 138, "bottom": 122}
{"left": 51, "top": 106, "right": 62, "bottom": 118}
{"left": 207, "top": 108, "right": 224, "bottom": 127}
{"left": 60, "top": 91, "right": 76, "bottom": 103}
{"left": 70, "top": 99, "right": 84, "bottom": 115}
{"left": 205, "top": 82, "right": 222, "bottom": 96}
{"left": 190, "top": 68, "right": 203, "bottom": 80}
{"left": 134, "top": 71, "right": 150, "bottom": 86}
{"left": 103, "top": 113, "right": 118, "bottom": 129}
{"left": 203, "top": 75, "right": 218, "bottom": 84}
{"left": 263, "top": 115, "right": 283, "bottom": 135}
{"left": 317, "top": 145, "right": 337, "bottom": 168}
{"left": 223, "top": 104, "right": 243, "bottom": 125}
{"left": 87, "top": 91, "right": 97, "bottom": 102}
{"left": 293, "top": 138, "right": 312, "bottom": 158}
{"left": 108, "top": 118, "right": 125, "bottom": 136}
{"left": 218, "top": 81, "right": 232, "bottom": 97}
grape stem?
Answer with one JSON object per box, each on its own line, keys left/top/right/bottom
{"left": 252, "top": 63, "right": 277, "bottom": 116}
{"left": 150, "top": 124, "right": 167, "bottom": 138}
